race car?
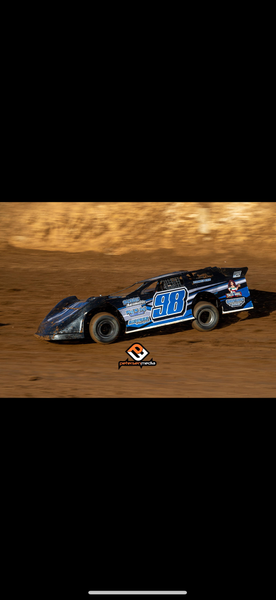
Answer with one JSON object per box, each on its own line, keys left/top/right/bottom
{"left": 34, "top": 266, "right": 254, "bottom": 344}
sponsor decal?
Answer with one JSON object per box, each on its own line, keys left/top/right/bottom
{"left": 226, "top": 297, "right": 246, "bottom": 307}
{"left": 118, "top": 343, "right": 157, "bottom": 370}
{"left": 126, "top": 307, "right": 146, "bottom": 317}
{"left": 46, "top": 302, "right": 87, "bottom": 323}
{"left": 233, "top": 270, "right": 242, "bottom": 278}
{"left": 128, "top": 317, "right": 150, "bottom": 325}
{"left": 192, "top": 278, "right": 211, "bottom": 284}
{"left": 226, "top": 292, "right": 242, "bottom": 298}
{"left": 226, "top": 279, "right": 242, "bottom": 298}
{"left": 122, "top": 297, "right": 140, "bottom": 306}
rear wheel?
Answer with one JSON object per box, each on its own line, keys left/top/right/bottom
{"left": 89, "top": 312, "right": 121, "bottom": 344}
{"left": 192, "top": 301, "right": 219, "bottom": 332}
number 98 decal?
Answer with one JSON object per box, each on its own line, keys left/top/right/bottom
{"left": 151, "top": 287, "right": 188, "bottom": 322}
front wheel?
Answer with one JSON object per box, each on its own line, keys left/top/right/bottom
{"left": 192, "top": 301, "right": 220, "bottom": 332}
{"left": 89, "top": 312, "right": 121, "bottom": 344}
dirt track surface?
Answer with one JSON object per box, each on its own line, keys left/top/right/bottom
{"left": 1, "top": 246, "right": 276, "bottom": 398}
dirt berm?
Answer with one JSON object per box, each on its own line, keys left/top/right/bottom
{"left": 1, "top": 201, "right": 276, "bottom": 258}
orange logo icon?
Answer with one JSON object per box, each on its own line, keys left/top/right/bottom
{"left": 126, "top": 343, "right": 149, "bottom": 361}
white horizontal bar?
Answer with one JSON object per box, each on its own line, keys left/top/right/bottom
{"left": 222, "top": 306, "right": 254, "bottom": 315}
{"left": 88, "top": 593, "right": 187, "bottom": 596}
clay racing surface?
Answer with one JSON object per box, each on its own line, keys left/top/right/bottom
{"left": 1, "top": 246, "right": 276, "bottom": 398}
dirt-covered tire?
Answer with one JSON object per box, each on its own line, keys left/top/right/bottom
{"left": 192, "top": 301, "right": 219, "bottom": 332}
{"left": 89, "top": 312, "right": 121, "bottom": 344}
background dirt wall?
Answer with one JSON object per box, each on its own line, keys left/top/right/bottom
{"left": 1, "top": 201, "right": 275, "bottom": 258}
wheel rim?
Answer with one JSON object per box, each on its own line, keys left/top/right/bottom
{"left": 96, "top": 319, "right": 116, "bottom": 340}
{"left": 198, "top": 308, "right": 216, "bottom": 327}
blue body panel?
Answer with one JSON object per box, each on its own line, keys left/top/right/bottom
{"left": 116, "top": 274, "right": 254, "bottom": 334}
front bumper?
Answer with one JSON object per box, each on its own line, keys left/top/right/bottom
{"left": 34, "top": 332, "right": 84, "bottom": 341}
{"left": 35, "top": 314, "right": 86, "bottom": 341}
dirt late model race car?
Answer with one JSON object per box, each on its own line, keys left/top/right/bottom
{"left": 35, "top": 266, "right": 254, "bottom": 344}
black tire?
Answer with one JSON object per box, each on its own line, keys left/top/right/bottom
{"left": 89, "top": 312, "right": 121, "bottom": 344}
{"left": 192, "top": 301, "right": 219, "bottom": 332}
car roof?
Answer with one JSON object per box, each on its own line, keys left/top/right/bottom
{"left": 136, "top": 270, "right": 189, "bottom": 284}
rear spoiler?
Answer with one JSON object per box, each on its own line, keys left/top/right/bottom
{"left": 217, "top": 266, "right": 248, "bottom": 278}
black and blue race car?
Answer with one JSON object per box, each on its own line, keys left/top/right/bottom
{"left": 35, "top": 266, "right": 254, "bottom": 344}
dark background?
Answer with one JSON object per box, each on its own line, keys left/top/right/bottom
{"left": 5, "top": 400, "right": 273, "bottom": 600}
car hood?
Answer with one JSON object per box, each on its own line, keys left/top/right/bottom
{"left": 35, "top": 296, "right": 97, "bottom": 337}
